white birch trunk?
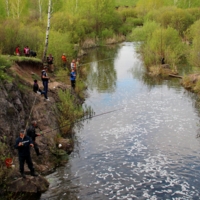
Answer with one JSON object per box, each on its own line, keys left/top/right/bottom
{"left": 5, "top": 0, "right": 10, "bottom": 17}
{"left": 38, "top": 0, "right": 43, "bottom": 21}
{"left": 10, "top": 0, "right": 22, "bottom": 19}
{"left": 42, "top": 0, "right": 52, "bottom": 62}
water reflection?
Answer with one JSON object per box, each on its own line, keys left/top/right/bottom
{"left": 41, "top": 42, "right": 200, "bottom": 200}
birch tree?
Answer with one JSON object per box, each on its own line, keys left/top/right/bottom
{"left": 10, "top": 0, "right": 24, "bottom": 19}
{"left": 38, "top": 0, "right": 44, "bottom": 21}
{"left": 42, "top": 0, "right": 52, "bottom": 62}
{"left": 5, "top": 0, "right": 10, "bottom": 17}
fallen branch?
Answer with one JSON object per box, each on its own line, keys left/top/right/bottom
{"left": 169, "top": 74, "right": 183, "bottom": 79}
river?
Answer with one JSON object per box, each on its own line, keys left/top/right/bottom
{"left": 41, "top": 42, "right": 200, "bottom": 200}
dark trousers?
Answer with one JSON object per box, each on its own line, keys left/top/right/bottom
{"left": 71, "top": 80, "right": 76, "bottom": 89}
{"left": 33, "top": 141, "right": 40, "bottom": 156}
{"left": 19, "top": 155, "right": 34, "bottom": 174}
{"left": 42, "top": 80, "right": 48, "bottom": 99}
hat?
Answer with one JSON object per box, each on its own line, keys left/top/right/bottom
{"left": 20, "top": 130, "right": 25, "bottom": 134}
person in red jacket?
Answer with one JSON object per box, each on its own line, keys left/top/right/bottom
{"left": 15, "top": 46, "right": 20, "bottom": 56}
{"left": 61, "top": 53, "right": 67, "bottom": 69}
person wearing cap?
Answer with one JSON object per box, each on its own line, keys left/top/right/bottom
{"left": 70, "top": 68, "right": 76, "bottom": 89}
{"left": 26, "top": 121, "right": 41, "bottom": 156}
{"left": 41, "top": 65, "right": 50, "bottom": 101}
{"left": 61, "top": 53, "right": 67, "bottom": 70}
{"left": 14, "top": 130, "right": 37, "bottom": 178}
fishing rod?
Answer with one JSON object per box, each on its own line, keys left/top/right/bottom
{"left": 40, "top": 107, "right": 124, "bottom": 135}
{"left": 54, "top": 57, "right": 114, "bottom": 77}
{"left": 78, "top": 57, "right": 114, "bottom": 67}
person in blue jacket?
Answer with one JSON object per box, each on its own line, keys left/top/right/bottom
{"left": 70, "top": 68, "right": 76, "bottom": 89}
{"left": 15, "top": 130, "right": 37, "bottom": 178}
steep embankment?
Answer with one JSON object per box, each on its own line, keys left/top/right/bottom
{"left": 0, "top": 60, "right": 73, "bottom": 197}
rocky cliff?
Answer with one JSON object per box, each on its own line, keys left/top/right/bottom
{"left": 0, "top": 60, "right": 74, "bottom": 197}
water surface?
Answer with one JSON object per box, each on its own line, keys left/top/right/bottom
{"left": 41, "top": 42, "right": 200, "bottom": 200}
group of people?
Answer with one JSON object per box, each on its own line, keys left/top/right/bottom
{"left": 15, "top": 45, "right": 37, "bottom": 57}
{"left": 14, "top": 53, "right": 82, "bottom": 178}
{"left": 33, "top": 65, "right": 50, "bottom": 101}
{"left": 61, "top": 53, "right": 80, "bottom": 90}
{"left": 15, "top": 121, "right": 41, "bottom": 178}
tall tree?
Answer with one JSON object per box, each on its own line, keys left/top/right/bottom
{"left": 5, "top": 0, "right": 10, "bottom": 17}
{"left": 43, "top": 0, "right": 52, "bottom": 62}
{"left": 10, "top": 0, "right": 25, "bottom": 19}
{"left": 38, "top": 0, "right": 43, "bottom": 21}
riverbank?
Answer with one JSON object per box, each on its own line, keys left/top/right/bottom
{"left": 0, "top": 56, "right": 86, "bottom": 198}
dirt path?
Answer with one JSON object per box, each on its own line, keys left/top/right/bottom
{"left": 10, "top": 62, "right": 66, "bottom": 90}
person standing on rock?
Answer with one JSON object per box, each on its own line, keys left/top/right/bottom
{"left": 26, "top": 121, "right": 42, "bottom": 156}
{"left": 41, "top": 66, "right": 50, "bottom": 101}
{"left": 15, "top": 130, "right": 38, "bottom": 178}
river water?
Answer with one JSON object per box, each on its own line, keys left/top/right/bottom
{"left": 41, "top": 42, "right": 200, "bottom": 200}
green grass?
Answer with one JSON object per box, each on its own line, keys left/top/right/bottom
{"left": 115, "top": 0, "right": 138, "bottom": 7}
{"left": 9, "top": 56, "right": 42, "bottom": 63}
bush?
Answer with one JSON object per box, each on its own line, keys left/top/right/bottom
{"left": 57, "top": 90, "right": 84, "bottom": 135}
{"left": 101, "top": 29, "right": 114, "bottom": 39}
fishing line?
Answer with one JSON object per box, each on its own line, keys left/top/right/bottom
{"left": 79, "top": 57, "right": 114, "bottom": 67}
{"left": 23, "top": 95, "right": 38, "bottom": 134}
{"left": 40, "top": 107, "right": 124, "bottom": 135}
{"left": 54, "top": 57, "right": 114, "bottom": 77}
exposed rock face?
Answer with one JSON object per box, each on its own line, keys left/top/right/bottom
{"left": 0, "top": 61, "right": 74, "bottom": 196}
{"left": 7, "top": 175, "right": 49, "bottom": 193}
{"left": 0, "top": 80, "right": 30, "bottom": 147}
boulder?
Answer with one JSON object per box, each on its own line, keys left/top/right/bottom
{"left": 6, "top": 175, "right": 49, "bottom": 193}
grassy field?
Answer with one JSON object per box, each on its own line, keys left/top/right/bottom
{"left": 115, "top": 0, "right": 138, "bottom": 6}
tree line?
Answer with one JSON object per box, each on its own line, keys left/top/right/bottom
{"left": 0, "top": 0, "right": 200, "bottom": 69}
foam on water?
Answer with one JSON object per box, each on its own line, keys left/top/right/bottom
{"left": 41, "top": 42, "right": 200, "bottom": 200}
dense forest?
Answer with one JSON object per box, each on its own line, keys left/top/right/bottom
{"left": 0, "top": 0, "right": 200, "bottom": 70}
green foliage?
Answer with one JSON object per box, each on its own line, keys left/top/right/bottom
{"left": 101, "top": 28, "right": 114, "bottom": 39}
{"left": 136, "top": 0, "right": 165, "bottom": 17}
{"left": 47, "top": 31, "right": 74, "bottom": 68}
{"left": 75, "top": 75, "right": 87, "bottom": 99}
{"left": 185, "top": 20, "right": 200, "bottom": 68}
{"left": 55, "top": 69, "right": 70, "bottom": 84}
{"left": 188, "top": 36, "right": 200, "bottom": 68}
{"left": 143, "top": 27, "right": 185, "bottom": 67}
{"left": 117, "top": 7, "right": 138, "bottom": 22}
{"left": 0, "top": 55, "right": 12, "bottom": 81}
{"left": 57, "top": 90, "right": 84, "bottom": 134}
{"left": 128, "top": 20, "right": 160, "bottom": 41}
{"left": 0, "top": 140, "right": 12, "bottom": 185}
{"left": 194, "top": 80, "right": 200, "bottom": 93}
{"left": 146, "top": 7, "right": 195, "bottom": 36}
{"left": 175, "top": 0, "right": 200, "bottom": 8}
{"left": 0, "top": 19, "right": 44, "bottom": 56}
{"left": 115, "top": 0, "right": 138, "bottom": 7}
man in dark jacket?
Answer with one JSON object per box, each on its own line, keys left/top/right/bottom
{"left": 41, "top": 66, "right": 50, "bottom": 101}
{"left": 15, "top": 130, "right": 37, "bottom": 178}
{"left": 26, "top": 121, "right": 41, "bottom": 156}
